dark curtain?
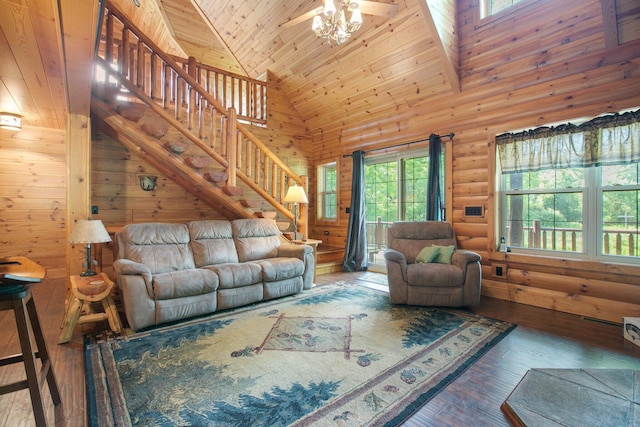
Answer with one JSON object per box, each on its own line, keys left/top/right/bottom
{"left": 426, "top": 133, "right": 443, "bottom": 221}
{"left": 342, "top": 150, "right": 368, "bottom": 272}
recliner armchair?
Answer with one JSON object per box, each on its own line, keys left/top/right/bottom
{"left": 383, "top": 221, "right": 482, "bottom": 307}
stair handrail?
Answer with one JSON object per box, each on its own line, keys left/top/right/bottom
{"left": 99, "top": 0, "right": 305, "bottom": 221}
{"left": 173, "top": 57, "right": 267, "bottom": 126}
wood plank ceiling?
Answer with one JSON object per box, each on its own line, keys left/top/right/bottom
{"left": 0, "top": 0, "right": 459, "bottom": 143}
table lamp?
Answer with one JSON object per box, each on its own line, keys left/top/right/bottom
{"left": 69, "top": 219, "right": 112, "bottom": 276}
{"left": 283, "top": 185, "right": 308, "bottom": 240}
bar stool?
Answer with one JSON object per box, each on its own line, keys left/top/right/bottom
{"left": 0, "top": 257, "right": 61, "bottom": 427}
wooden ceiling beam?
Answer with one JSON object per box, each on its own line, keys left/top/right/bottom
{"left": 419, "top": 0, "right": 460, "bottom": 94}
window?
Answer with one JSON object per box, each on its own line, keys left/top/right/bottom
{"left": 481, "top": 0, "right": 526, "bottom": 18}
{"left": 497, "top": 109, "right": 640, "bottom": 262}
{"left": 317, "top": 162, "right": 337, "bottom": 221}
{"left": 364, "top": 149, "right": 444, "bottom": 265}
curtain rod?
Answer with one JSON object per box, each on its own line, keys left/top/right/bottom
{"left": 342, "top": 133, "right": 454, "bottom": 158}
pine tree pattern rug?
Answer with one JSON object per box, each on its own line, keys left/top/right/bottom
{"left": 85, "top": 282, "right": 515, "bottom": 426}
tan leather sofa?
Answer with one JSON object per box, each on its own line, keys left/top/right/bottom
{"left": 113, "top": 218, "right": 314, "bottom": 331}
{"left": 383, "top": 221, "right": 481, "bottom": 307}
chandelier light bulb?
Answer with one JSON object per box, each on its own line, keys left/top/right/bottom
{"left": 350, "top": 6, "right": 362, "bottom": 25}
{"left": 312, "top": 15, "right": 323, "bottom": 32}
{"left": 323, "top": 0, "right": 336, "bottom": 16}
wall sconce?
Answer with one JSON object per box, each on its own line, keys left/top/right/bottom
{"left": 138, "top": 175, "right": 157, "bottom": 191}
{"left": 0, "top": 112, "right": 22, "bottom": 131}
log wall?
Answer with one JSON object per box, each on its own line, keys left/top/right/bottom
{"left": 309, "top": 0, "right": 640, "bottom": 322}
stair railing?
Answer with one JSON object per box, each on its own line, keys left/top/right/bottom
{"left": 173, "top": 57, "right": 267, "bottom": 127}
{"left": 97, "top": 0, "right": 304, "bottom": 224}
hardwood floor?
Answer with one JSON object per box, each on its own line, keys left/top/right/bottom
{"left": 1, "top": 272, "right": 638, "bottom": 426}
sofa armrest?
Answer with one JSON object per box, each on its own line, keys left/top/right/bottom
{"left": 116, "top": 273, "right": 157, "bottom": 331}
{"left": 451, "top": 250, "right": 481, "bottom": 269}
{"left": 384, "top": 249, "right": 409, "bottom": 304}
{"left": 114, "top": 259, "right": 152, "bottom": 283}
{"left": 384, "top": 249, "right": 407, "bottom": 266}
{"left": 277, "top": 243, "right": 312, "bottom": 260}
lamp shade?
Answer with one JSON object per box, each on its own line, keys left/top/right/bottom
{"left": 283, "top": 186, "right": 308, "bottom": 204}
{"left": 69, "top": 220, "right": 112, "bottom": 244}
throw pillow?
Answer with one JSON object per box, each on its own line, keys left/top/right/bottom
{"left": 415, "top": 246, "right": 440, "bottom": 263}
{"left": 434, "top": 245, "right": 455, "bottom": 264}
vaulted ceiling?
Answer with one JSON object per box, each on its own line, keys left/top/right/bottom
{"left": 0, "top": 0, "right": 459, "bottom": 140}
{"left": 147, "top": 0, "right": 460, "bottom": 137}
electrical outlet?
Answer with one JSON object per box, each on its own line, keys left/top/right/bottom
{"left": 492, "top": 263, "right": 507, "bottom": 279}
{"left": 91, "top": 205, "right": 99, "bottom": 214}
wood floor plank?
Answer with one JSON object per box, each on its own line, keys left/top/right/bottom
{"left": 0, "top": 271, "right": 638, "bottom": 426}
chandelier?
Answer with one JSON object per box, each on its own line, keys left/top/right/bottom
{"left": 311, "top": 1, "right": 363, "bottom": 45}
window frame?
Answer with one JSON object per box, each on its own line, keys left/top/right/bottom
{"left": 316, "top": 161, "right": 338, "bottom": 223}
{"left": 496, "top": 118, "right": 640, "bottom": 265}
{"left": 478, "top": 0, "right": 536, "bottom": 25}
{"left": 364, "top": 147, "right": 443, "bottom": 268}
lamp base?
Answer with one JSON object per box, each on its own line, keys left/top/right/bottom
{"left": 80, "top": 269, "right": 98, "bottom": 277}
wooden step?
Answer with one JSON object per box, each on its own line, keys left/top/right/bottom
{"left": 222, "top": 186, "right": 244, "bottom": 196}
{"left": 140, "top": 116, "right": 169, "bottom": 138}
{"left": 204, "top": 171, "right": 228, "bottom": 184}
{"left": 117, "top": 102, "right": 146, "bottom": 122}
{"left": 316, "top": 262, "right": 343, "bottom": 276}
{"left": 317, "top": 245, "right": 344, "bottom": 264}
{"left": 184, "top": 156, "right": 211, "bottom": 169}
{"left": 164, "top": 140, "right": 190, "bottom": 154}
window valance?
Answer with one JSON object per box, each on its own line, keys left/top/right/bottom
{"left": 497, "top": 109, "right": 640, "bottom": 174}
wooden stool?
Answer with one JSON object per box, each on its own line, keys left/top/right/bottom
{"left": 0, "top": 257, "right": 61, "bottom": 426}
{"left": 58, "top": 272, "right": 122, "bottom": 344}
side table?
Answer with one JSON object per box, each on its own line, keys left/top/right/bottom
{"left": 58, "top": 272, "right": 122, "bottom": 344}
{"left": 292, "top": 239, "right": 322, "bottom": 284}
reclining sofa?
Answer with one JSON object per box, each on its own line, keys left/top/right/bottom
{"left": 113, "top": 218, "right": 314, "bottom": 331}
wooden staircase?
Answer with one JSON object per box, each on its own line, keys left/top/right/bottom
{"left": 91, "top": 0, "right": 305, "bottom": 228}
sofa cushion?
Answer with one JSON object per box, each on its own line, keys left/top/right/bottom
{"left": 255, "top": 257, "right": 305, "bottom": 282}
{"left": 123, "top": 223, "right": 195, "bottom": 274}
{"left": 188, "top": 220, "right": 239, "bottom": 267}
{"left": 407, "top": 263, "right": 463, "bottom": 288}
{"left": 415, "top": 246, "right": 441, "bottom": 263}
{"left": 232, "top": 219, "right": 281, "bottom": 262}
{"left": 433, "top": 245, "right": 455, "bottom": 264}
{"left": 205, "top": 262, "right": 263, "bottom": 289}
{"left": 152, "top": 269, "right": 219, "bottom": 300}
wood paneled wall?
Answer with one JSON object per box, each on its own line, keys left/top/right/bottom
{"left": 309, "top": 0, "right": 640, "bottom": 322}
{"left": 0, "top": 127, "right": 67, "bottom": 280}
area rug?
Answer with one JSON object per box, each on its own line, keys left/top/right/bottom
{"left": 356, "top": 272, "right": 389, "bottom": 286}
{"left": 85, "top": 282, "right": 515, "bottom": 426}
